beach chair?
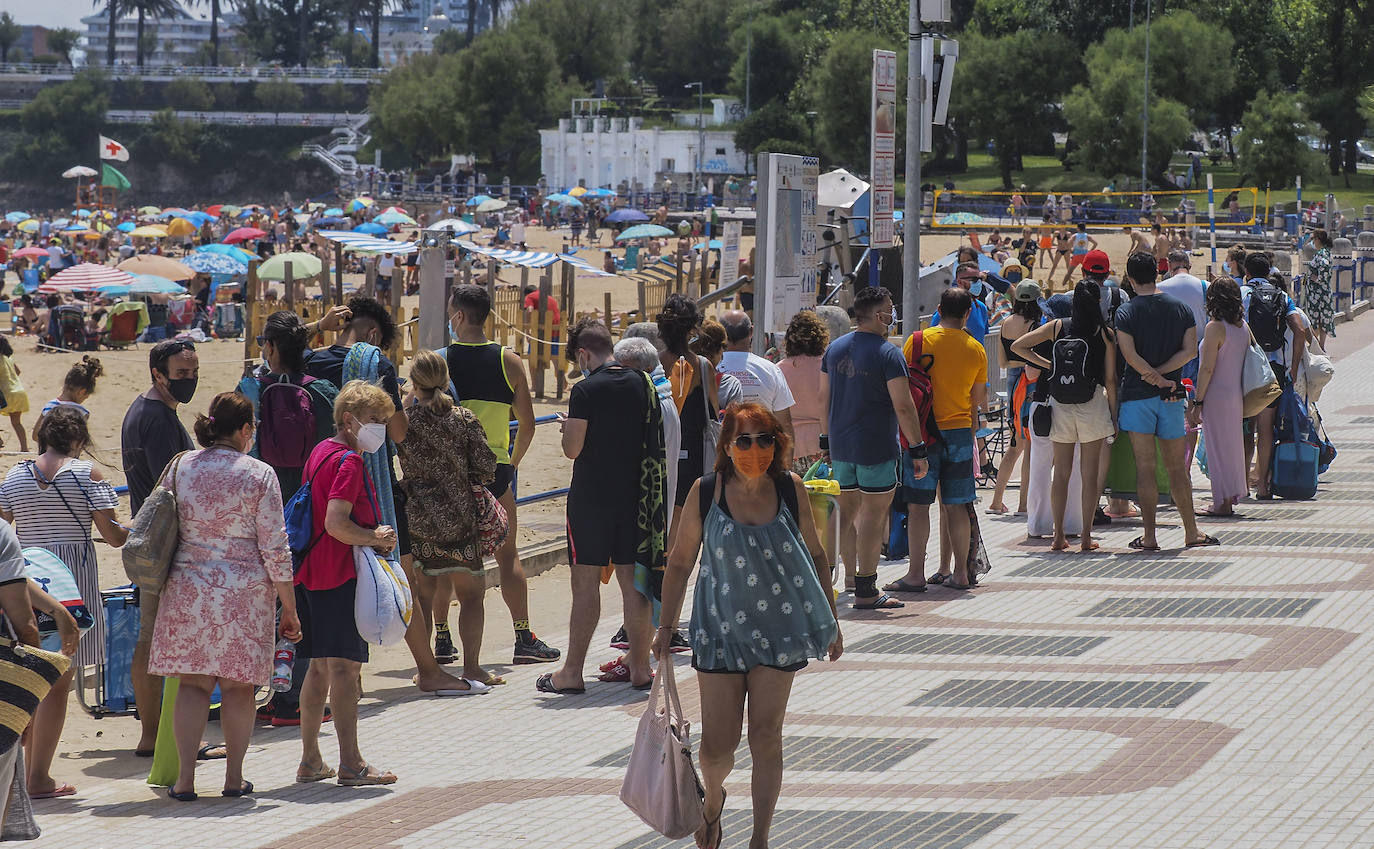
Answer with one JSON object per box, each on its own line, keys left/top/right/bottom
{"left": 214, "top": 303, "right": 244, "bottom": 338}
{"left": 75, "top": 585, "right": 139, "bottom": 718}
{"left": 623, "top": 244, "right": 640, "bottom": 272}
{"left": 103, "top": 302, "right": 147, "bottom": 349}
{"left": 54, "top": 305, "right": 86, "bottom": 351}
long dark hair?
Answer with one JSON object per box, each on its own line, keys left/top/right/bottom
{"left": 1011, "top": 296, "right": 1043, "bottom": 325}
{"left": 1206, "top": 276, "right": 1243, "bottom": 325}
{"left": 263, "top": 310, "right": 308, "bottom": 373}
{"left": 1066, "top": 279, "right": 1105, "bottom": 340}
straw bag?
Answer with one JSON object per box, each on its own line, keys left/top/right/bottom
{"left": 0, "top": 637, "right": 70, "bottom": 755}
{"left": 121, "top": 452, "right": 188, "bottom": 596}
{"left": 620, "top": 662, "right": 705, "bottom": 838}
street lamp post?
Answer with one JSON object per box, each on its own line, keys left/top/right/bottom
{"left": 686, "top": 81, "right": 703, "bottom": 209}
{"left": 805, "top": 111, "right": 818, "bottom": 149}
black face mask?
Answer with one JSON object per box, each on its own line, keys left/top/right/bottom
{"left": 166, "top": 376, "right": 197, "bottom": 404}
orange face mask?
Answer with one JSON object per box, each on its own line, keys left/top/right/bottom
{"left": 733, "top": 444, "right": 775, "bottom": 480}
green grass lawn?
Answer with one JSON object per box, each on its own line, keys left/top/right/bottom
{"left": 942, "top": 152, "right": 1374, "bottom": 217}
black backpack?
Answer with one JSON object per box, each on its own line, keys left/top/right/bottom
{"left": 1247, "top": 281, "right": 1287, "bottom": 353}
{"left": 1047, "top": 323, "right": 1097, "bottom": 404}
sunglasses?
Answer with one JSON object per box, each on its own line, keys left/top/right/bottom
{"left": 733, "top": 432, "right": 776, "bottom": 450}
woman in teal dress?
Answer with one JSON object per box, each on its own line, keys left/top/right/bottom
{"left": 656, "top": 403, "right": 842, "bottom": 849}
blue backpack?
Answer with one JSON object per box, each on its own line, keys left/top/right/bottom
{"left": 284, "top": 446, "right": 353, "bottom": 573}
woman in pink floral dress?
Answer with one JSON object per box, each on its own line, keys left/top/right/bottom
{"left": 149, "top": 392, "right": 301, "bottom": 801}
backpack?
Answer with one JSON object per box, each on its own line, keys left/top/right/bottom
{"left": 1247, "top": 281, "right": 1287, "bottom": 353}
{"left": 902, "top": 331, "right": 942, "bottom": 448}
{"left": 256, "top": 374, "right": 338, "bottom": 468}
{"left": 1047, "top": 323, "right": 1097, "bottom": 404}
{"left": 283, "top": 446, "right": 353, "bottom": 573}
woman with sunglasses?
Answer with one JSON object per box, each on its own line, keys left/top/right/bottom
{"left": 655, "top": 403, "right": 842, "bottom": 849}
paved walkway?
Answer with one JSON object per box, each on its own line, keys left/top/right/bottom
{"left": 36, "top": 323, "right": 1374, "bottom": 848}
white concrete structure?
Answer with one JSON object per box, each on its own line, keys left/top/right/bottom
{"left": 539, "top": 115, "right": 749, "bottom": 194}
{"left": 82, "top": 5, "right": 239, "bottom": 66}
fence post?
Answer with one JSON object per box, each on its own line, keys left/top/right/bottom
{"left": 333, "top": 243, "right": 344, "bottom": 304}
{"left": 604, "top": 292, "right": 613, "bottom": 333}
{"left": 243, "top": 258, "right": 259, "bottom": 374}
{"left": 284, "top": 261, "right": 295, "bottom": 309}
{"left": 534, "top": 268, "right": 551, "bottom": 397}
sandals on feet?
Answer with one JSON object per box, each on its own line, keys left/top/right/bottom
{"left": 853, "top": 593, "right": 905, "bottom": 610}
{"left": 222, "top": 780, "right": 254, "bottom": 798}
{"left": 1128, "top": 536, "right": 1161, "bottom": 551}
{"left": 882, "top": 579, "right": 926, "bottom": 593}
{"left": 1187, "top": 534, "right": 1221, "bottom": 547}
{"left": 295, "top": 764, "right": 337, "bottom": 783}
{"left": 699, "top": 788, "right": 726, "bottom": 849}
{"left": 337, "top": 763, "right": 397, "bottom": 787}
{"left": 535, "top": 672, "right": 585, "bottom": 694}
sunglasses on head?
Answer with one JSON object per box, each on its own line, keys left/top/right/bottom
{"left": 733, "top": 432, "right": 776, "bottom": 450}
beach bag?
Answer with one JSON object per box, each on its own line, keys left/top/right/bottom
{"left": 121, "top": 451, "right": 188, "bottom": 596}
{"left": 1247, "top": 281, "right": 1287, "bottom": 352}
{"left": 283, "top": 447, "right": 351, "bottom": 574}
{"left": 0, "top": 637, "right": 70, "bottom": 756}
{"left": 22, "top": 547, "right": 94, "bottom": 652}
{"left": 698, "top": 357, "right": 722, "bottom": 462}
{"left": 903, "top": 331, "right": 941, "bottom": 447}
{"left": 352, "top": 545, "right": 413, "bottom": 647}
{"left": 1298, "top": 340, "right": 1334, "bottom": 403}
{"left": 1241, "top": 326, "right": 1281, "bottom": 418}
{"left": 1310, "top": 403, "right": 1337, "bottom": 474}
{"left": 1272, "top": 388, "right": 1320, "bottom": 500}
{"left": 619, "top": 660, "right": 705, "bottom": 839}
{"left": 1105, "top": 433, "right": 1173, "bottom": 504}
{"left": 474, "top": 484, "right": 509, "bottom": 557}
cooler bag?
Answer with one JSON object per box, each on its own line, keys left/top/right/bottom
{"left": 1271, "top": 441, "right": 1319, "bottom": 500}
{"left": 1104, "top": 436, "right": 1173, "bottom": 505}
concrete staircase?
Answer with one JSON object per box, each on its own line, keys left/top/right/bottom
{"left": 301, "top": 113, "right": 372, "bottom": 178}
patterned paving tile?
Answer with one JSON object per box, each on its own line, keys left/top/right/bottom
{"left": 1009, "top": 558, "right": 1231, "bottom": 580}
{"left": 1081, "top": 597, "right": 1320, "bottom": 618}
{"left": 1339, "top": 441, "right": 1374, "bottom": 449}
{"left": 613, "top": 809, "right": 1017, "bottom": 849}
{"left": 1208, "top": 530, "right": 1374, "bottom": 547}
{"left": 848, "top": 633, "right": 1109, "bottom": 657}
{"left": 1321, "top": 470, "right": 1374, "bottom": 482}
{"left": 592, "top": 736, "right": 933, "bottom": 773}
{"left": 910, "top": 678, "right": 1207, "bottom": 709}
{"left": 1305, "top": 489, "right": 1374, "bottom": 500}
{"left": 1346, "top": 416, "right": 1374, "bottom": 424}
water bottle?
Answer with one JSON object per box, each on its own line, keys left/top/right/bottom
{"left": 271, "top": 638, "right": 295, "bottom": 692}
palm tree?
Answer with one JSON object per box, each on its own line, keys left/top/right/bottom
{"left": 126, "top": 0, "right": 180, "bottom": 67}
{"left": 92, "top": 0, "right": 118, "bottom": 66}
{"left": 367, "top": 0, "right": 409, "bottom": 68}
{"left": 0, "top": 12, "right": 19, "bottom": 64}
{"left": 193, "top": 0, "right": 230, "bottom": 66}
{"left": 465, "top": 0, "right": 475, "bottom": 45}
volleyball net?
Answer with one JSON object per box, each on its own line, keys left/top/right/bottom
{"left": 928, "top": 187, "right": 1261, "bottom": 231}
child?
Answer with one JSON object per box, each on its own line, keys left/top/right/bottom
{"left": 35, "top": 356, "right": 103, "bottom": 442}
{"left": 0, "top": 336, "right": 28, "bottom": 452}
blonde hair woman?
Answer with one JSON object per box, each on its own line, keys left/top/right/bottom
{"left": 397, "top": 351, "right": 501, "bottom": 691}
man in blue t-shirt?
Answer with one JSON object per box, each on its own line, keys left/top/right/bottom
{"left": 1238, "top": 253, "right": 1307, "bottom": 499}
{"left": 820, "top": 287, "right": 928, "bottom": 610}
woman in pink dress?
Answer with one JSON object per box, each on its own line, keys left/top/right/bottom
{"left": 777, "top": 311, "right": 829, "bottom": 475}
{"left": 149, "top": 392, "right": 301, "bottom": 801}
{"left": 1191, "top": 278, "right": 1248, "bottom": 516}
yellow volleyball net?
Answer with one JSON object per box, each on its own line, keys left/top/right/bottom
{"left": 929, "top": 186, "right": 1261, "bottom": 231}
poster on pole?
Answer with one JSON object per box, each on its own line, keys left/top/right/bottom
{"left": 755, "top": 153, "right": 820, "bottom": 349}
{"left": 870, "top": 49, "right": 897, "bottom": 249}
{"left": 720, "top": 219, "right": 743, "bottom": 286}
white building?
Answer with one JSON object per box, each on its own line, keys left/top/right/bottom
{"left": 82, "top": 5, "right": 237, "bottom": 66}
{"left": 539, "top": 112, "right": 749, "bottom": 195}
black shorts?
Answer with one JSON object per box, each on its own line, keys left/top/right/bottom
{"left": 567, "top": 503, "right": 637, "bottom": 567}
{"left": 692, "top": 658, "right": 808, "bottom": 675}
{"left": 295, "top": 580, "right": 368, "bottom": 663}
{"left": 486, "top": 463, "right": 514, "bottom": 499}
{"left": 392, "top": 481, "right": 411, "bottom": 557}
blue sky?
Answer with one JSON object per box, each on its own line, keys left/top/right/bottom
{"left": 1, "top": 0, "right": 99, "bottom": 32}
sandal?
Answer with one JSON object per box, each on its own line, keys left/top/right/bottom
{"left": 166, "top": 788, "right": 197, "bottom": 802}
{"left": 853, "top": 593, "right": 905, "bottom": 610}
{"left": 927, "top": 572, "right": 949, "bottom": 585}
{"left": 295, "top": 764, "right": 338, "bottom": 784}
{"left": 337, "top": 763, "right": 397, "bottom": 787}
{"left": 699, "top": 788, "right": 726, "bottom": 849}
{"left": 29, "top": 783, "right": 76, "bottom": 800}
{"left": 222, "top": 780, "right": 254, "bottom": 798}
{"left": 535, "top": 672, "right": 585, "bottom": 695}
{"left": 197, "top": 743, "right": 227, "bottom": 761}
{"left": 882, "top": 579, "right": 926, "bottom": 594}
{"left": 1186, "top": 533, "right": 1221, "bottom": 547}
{"left": 1128, "top": 536, "right": 1161, "bottom": 551}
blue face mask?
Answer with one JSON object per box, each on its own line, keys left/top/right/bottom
{"left": 1005, "top": 271, "right": 1023, "bottom": 284}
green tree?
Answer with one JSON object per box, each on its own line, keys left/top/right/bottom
{"left": 949, "top": 30, "right": 1080, "bottom": 189}
{"left": 255, "top": 78, "right": 305, "bottom": 112}
{"left": 732, "top": 101, "right": 805, "bottom": 154}
{"left": 320, "top": 79, "right": 355, "bottom": 110}
{"left": 1063, "top": 58, "right": 1193, "bottom": 184}
{"left": 126, "top": 0, "right": 180, "bottom": 67}
{"left": 434, "top": 28, "right": 465, "bottom": 54}
{"left": 191, "top": 0, "right": 227, "bottom": 66}
{"left": 369, "top": 52, "right": 462, "bottom": 163}
{"left": 643, "top": 0, "right": 735, "bottom": 93}
{"left": 92, "top": 0, "right": 117, "bottom": 67}
{"left": 967, "top": 0, "right": 1132, "bottom": 49}
{"left": 1237, "top": 89, "right": 1322, "bottom": 189}
{"left": 1293, "top": 0, "right": 1374, "bottom": 179}
{"left": 6, "top": 71, "right": 111, "bottom": 178}
{"left": 508, "top": 0, "right": 628, "bottom": 85}
{"left": 368, "top": 0, "right": 412, "bottom": 68}
{"left": 805, "top": 28, "right": 902, "bottom": 169}
{"left": 165, "top": 76, "right": 215, "bottom": 110}
{"left": 0, "top": 13, "right": 20, "bottom": 64}
{"left": 236, "top": 0, "right": 339, "bottom": 66}
{"left": 728, "top": 11, "right": 804, "bottom": 109}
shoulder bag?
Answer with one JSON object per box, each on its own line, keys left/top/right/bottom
{"left": 619, "top": 660, "right": 705, "bottom": 839}
{"left": 0, "top": 637, "right": 69, "bottom": 756}
{"left": 1241, "top": 323, "right": 1282, "bottom": 418}
{"left": 699, "top": 356, "right": 722, "bottom": 463}
{"left": 121, "top": 451, "right": 189, "bottom": 596}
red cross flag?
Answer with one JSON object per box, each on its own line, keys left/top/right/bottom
{"left": 98, "top": 135, "right": 129, "bottom": 162}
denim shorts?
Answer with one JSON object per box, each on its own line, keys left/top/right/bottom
{"left": 1119, "top": 396, "right": 1187, "bottom": 441}
{"left": 901, "top": 428, "right": 976, "bottom": 506}
{"left": 831, "top": 459, "right": 897, "bottom": 493}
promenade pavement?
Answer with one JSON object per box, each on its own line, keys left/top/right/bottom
{"left": 34, "top": 319, "right": 1374, "bottom": 849}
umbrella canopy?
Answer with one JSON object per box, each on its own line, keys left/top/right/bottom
{"left": 475, "top": 198, "right": 508, "bottom": 213}
{"left": 4, "top": 212, "right": 30, "bottom": 223}
{"left": 15, "top": 220, "right": 38, "bottom": 233}
{"left": 38, "top": 263, "right": 134, "bottom": 293}
{"left": 373, "top": 211, "right": 416, "bottom": 226}
{"left": 204, "top": 204, "right": 224, "bottom": 217}
{"left": 117, "top": 254, "right": 195, "bottom": 280}
{"left": 197, "top": 244, "right": 259, "bottom": 263}
{"left": 353, "top": 222, "right": 388, "bottom": 235}
{"left": 137, "top": 205, "right": 162, "bottom": 215}
{"left": 938, "top": 212, "right": 983, "bottom": 225}
{"left": 428, "top": 218, "right": 482, "bottom": 236}
{"left": 72, "top": 209, "right": 92, "bottom": 218}
{"left": 257, "top": 252, "right": 323, "bottom": 280}
{"left": 692, "top": 240, "right": 724, "bottom": 251}
{"left": 179, "top": 211, "right": 214, "bottom": 227}
{"left": 583, "top": 187, "right": 616, "bottom": 198}
{"left": 465, "top": 195, "right": 494, "bottom": 207}
{"left": 62, "top": 165, "right": 98, "bottom": 178}
{"left": 160, "top": 207, "right": 189, "bottom": 217}
{"left": 322, "top": 207, "right": 344, "bottom": 216}
{"left": 129, "top": 225, "right": 168, "bottom": 238}
{"left": 616, "top": 224, "right": 675, "bottom": 241}
{"left": 315, "top": 216, "right": 348, "bottom": 228}
{"left": 12, "top": 247, "right": 49, "bottom": 260}
{"left": 567, "top": 186, "right": 588, "bottom": 197}
{"left": 224, "top": 227, "right": 268, "bottom": 244}
{"left": 165, "top": 218, "right": 198, "bottom": 237}
{"left": 300, "top": 202, "right": 326, "bottom": 212}
{"left": 51, "top": 218, "right": 70, "bottom": 228}
{"left": 128, "top": 274, "right": 188, "bottom": 295}
{"left": 381, "top": 206, "right": 407, "bottom": 214}
{"left": 605, "top": 208, "right": 649, "bottom": 223}
{"left": 346, "top": 198, "right": 374, "bottom": 213}
{"left": 219, "top": 204, "right": 243, "bottom": 216}
{"left": 546, "top": 193, "right": 582, "bottom": 207}
{"left": 93, "top": 283, "right": 130, "bottom": 297}
{"left": 116, "top": 222, "right": 136, "bottom": 232}
{"left": 182, "top": 252, "right": 248, "bottom": 275}
{"left": 63, "top": 223, "right": 89, "bottom": 232}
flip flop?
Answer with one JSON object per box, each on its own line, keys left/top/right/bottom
{"left": 134, "top": 749, "right": 154, "bottom": 758}
{"left": 1187, "top": 534, "right": 1222, "bottom": 547}
{"left": 854, "top": 593, "right": 905, "bottom": 610}
{"left": 197, "top": 743, "right": 227, "bottom": 761}
{"left": 535, "top": 672, "right": 585, "bottom": 695}
{"left": 631, "top": 674, "right": 655, "bottom": 691}
{"left": 337, "top": 763, "right": 397, "bottom": 787}
{"left": 296, "top": 764, "right": 337, "bottom": 784}
{"left": 1195, "top": 510, "right": 1239, "bottom": 518}
{"left": 883, "top": 579, "right": 926, "bottom": 593}
{"left": 29, "top": 783, "right": 76, "bottom": 800}
{"left": 927, "top": 572, "right": 949, "bottom": 585}
{"left": 221, "top": 780, "right": 254, "bottom": 798}
{"left": 166, "top": 788, "right": 197, "bottom": 802}
{"left": 1128, "top": 536, "right": 1161, "bottom": 551}
{"left": 418, "top": 678, "right": 490, "bottom": 696}
{"left": 945, "top": 581, "right": 972, "bottom": 590}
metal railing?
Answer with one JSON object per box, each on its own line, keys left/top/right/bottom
{"left": 106, "top": 109, "right": 358, "bottom": 126}
{"left": 0, "top": 62, "right": 386, "bottom": 81}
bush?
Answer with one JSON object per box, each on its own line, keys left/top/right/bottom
{"left": 254, "top": 79, "right": 304, "bottom": 113}
{"left": 165, "top": 77, "right": 214, "bottom": 111}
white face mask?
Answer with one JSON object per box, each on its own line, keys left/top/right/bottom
{"left": 355, "top": 421, "right": 387, "bottom": 454}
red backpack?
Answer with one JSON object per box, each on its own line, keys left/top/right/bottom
{"left": 901, "top": 331, "right": 941, "bottom": 449}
